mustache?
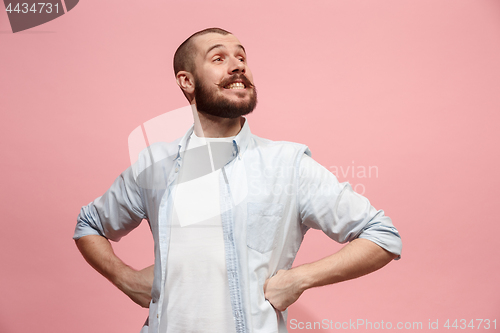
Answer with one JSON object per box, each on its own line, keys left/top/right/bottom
{"left": 217, "top": 74, "right": 254, "bottom": 88}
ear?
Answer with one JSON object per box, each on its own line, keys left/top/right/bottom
{"left": 176, "top": 71, "right": 195, "bottom": 101}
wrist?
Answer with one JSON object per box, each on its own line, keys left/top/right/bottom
{"left": 293, "top": 265, "right": 314, "bottom": 292}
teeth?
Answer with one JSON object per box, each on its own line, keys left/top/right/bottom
{"left": 225, "top": 82, "right": 245, "bottom": 89}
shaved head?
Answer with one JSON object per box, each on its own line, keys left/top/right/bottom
{"left": 174, "top": 27, "right": 232, "bottom": 76}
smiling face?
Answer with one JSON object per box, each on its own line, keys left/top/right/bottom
{"left": 191, "top": 33, "right": 257, "bottom": 118}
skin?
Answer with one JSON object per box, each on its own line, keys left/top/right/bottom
{"left": 75, "top": 32, "right": 398, "bottom": 312}
{"left": 176, "top": 33, "right": 256, "bottom": 138}
{"left": 263, "top": 238, "right": 397, "bottom": 311}
{"left": 75, "top": 235, "right": 154, "bottom": 308}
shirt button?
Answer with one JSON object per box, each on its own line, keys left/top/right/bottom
{"left": 175, "top": 167, "right": 179, "bottom": 173}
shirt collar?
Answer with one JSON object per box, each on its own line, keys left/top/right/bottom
{"left": 175, "top": 117, "right": 252, "bottom": 161}
{"left": 233, "top": 117, "right": 251, "bottom": 159}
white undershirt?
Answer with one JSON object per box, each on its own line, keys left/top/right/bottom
{"left": 159, "top": 132, "right": 236, "bottom": 333}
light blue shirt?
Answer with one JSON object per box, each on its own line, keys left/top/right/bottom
{"left": 74, "top": 118, "right": 402, "bottom": 333}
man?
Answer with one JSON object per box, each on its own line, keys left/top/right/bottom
{"left": 74, "top": 28, "right": 402, "bottom": 333}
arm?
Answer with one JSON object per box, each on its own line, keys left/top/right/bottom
{"left": 75, "top": 235, "right": 154, "bottom": 308}
{"left": 74, "top": 165, "right": 153, "bottom": 307}
{"left": 264, "top": 154, "right": 402, "bottom": 311}
{"left": 264, "top": 238, "right": 396, "bottom": 311}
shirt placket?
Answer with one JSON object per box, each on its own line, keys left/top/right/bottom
{"left": 220, "top": 165, "right": 248, "bottom": 333}
{"left": 220, "top": 140, "right": 248, "bottom": 333}
{"left": 156, "top": 154, "right": 182, "bottom": 329}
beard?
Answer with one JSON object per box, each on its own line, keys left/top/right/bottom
{"left": 194, "top": 73, "right": 257, "bottom": 119}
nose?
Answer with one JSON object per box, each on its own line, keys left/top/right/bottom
{"left": 228, "top": 56, "right": 245, "bottom": 74}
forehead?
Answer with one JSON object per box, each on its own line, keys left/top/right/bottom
{"left": 193, "top": 33, "right": 245, "bottom": 57}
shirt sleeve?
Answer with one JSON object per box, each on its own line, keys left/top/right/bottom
{"left": 298, "top": 154, "right": 402, "bottom": 259}
{"left": 73, "top": 165, "right": 147, "bottom": 242}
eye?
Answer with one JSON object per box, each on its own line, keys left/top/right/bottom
{"left": 213, "top": 56, "right": 223, "bottom": 62}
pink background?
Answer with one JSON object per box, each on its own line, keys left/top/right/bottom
{"left": 1, "top": 0, "right": 499, "bottom": 332}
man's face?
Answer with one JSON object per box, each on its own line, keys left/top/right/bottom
{"left": 191, "top": 33, "right": 257, "bottom": 118}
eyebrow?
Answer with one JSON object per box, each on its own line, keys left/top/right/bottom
{"left": 205, "top": 44, "right": 246, "bottom": 56}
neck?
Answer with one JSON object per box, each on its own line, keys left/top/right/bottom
{"left": 191, "top": 104, "right": 244, "bottom": 138}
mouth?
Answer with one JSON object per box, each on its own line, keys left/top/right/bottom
{"left": 218, "top": 74, "right": 253, "bottom": 90}
{"left": 224, "top": 82, "right": 246, "bottom": 89}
